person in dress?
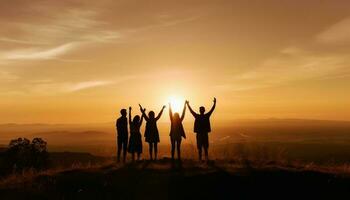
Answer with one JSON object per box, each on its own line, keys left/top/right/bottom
{"left": 139, "top": 104, "right": 166, "bottom": 161}
{"left": 169, "top": 102, "right": 186, "bottom": 160}
{"left": 128, "top": 106, "right": 144, "bottom": 161}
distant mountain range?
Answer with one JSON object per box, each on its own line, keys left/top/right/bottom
{"left": 1, "top": 118, "right": 350, "bottom": 156}
{"left": 1, "top": 118, "right": 349, "bottom": 132}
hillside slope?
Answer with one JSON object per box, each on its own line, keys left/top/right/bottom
{"left": 0, "top": 159, "right": 349, "bottom": 200}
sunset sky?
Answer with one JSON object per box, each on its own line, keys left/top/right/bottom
{"left": 1, "top": 0, "right": 350, "bottom": 124}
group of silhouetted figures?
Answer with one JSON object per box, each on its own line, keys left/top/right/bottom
{"left": 116, "top": 98, "right": 216, "bottom": 162}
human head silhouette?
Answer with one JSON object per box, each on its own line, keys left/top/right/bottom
{"left": 133, "top": 115, "right": 140, "bottom": 123}
{"left": 149, "top": 111, "right": 155, "bottom": 119}
{"left": 120, "top": 109, "right": 127, "bottom": 117}
{"left": 173, "top": 112, "right": 180, "bottom": 121}
{"left": 199, "top": 106, "right": 205, "bottom": 114}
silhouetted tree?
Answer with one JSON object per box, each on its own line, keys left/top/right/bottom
{"left": 4, "top": 137, "right": 49, "bottom": 172}
{"left": 30, "top": 138, "right": 49, "bottom": 170}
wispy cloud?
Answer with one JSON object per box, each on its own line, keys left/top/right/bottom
{"left": 0, "top": 71, "right": 19, "bottom": 82}
{"left": 15, "top": 9, "right": 119, "bottom": 44}
{"left": 124, "top": 15, "right": 201, "bottom": 34}
{"left": 155, "top": 14, "right": 201, "bottom": 27}
{"left": 21, "top": 74, "right": 142, "bottom": 95}
{"left": 2, "top": 42, "right": 78, "bottom": 60}
{"left": 0, "top": 37, "right": 49, "bottom": 45}
{"left": 0, "top": 2, "right": 201, "bottom": 65}
{"left": 26, "top": 80, "right": 113, "bottom": 95}
{"left": 316, "top": 17, "right": 350, "bottom": 44}
{"left": 81, "top": 31, "right": 122, "bottom": 43}
{"left": 67, "top": 80, "right": 112, "bottom": 92}
{"left": 0, "top": 8, "right": 121, "bottom": 63}
{"left": 215, "top": 47, "right": 349, "bottom": 91}
{"left": 218, "top": 17, "right": 350, "bottom": 92}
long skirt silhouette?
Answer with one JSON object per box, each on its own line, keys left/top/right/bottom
{"left": 144, "top": 120, "right": 160, "bottom": 143}
{"left": 128, "top": 131, "right": 142, "bottom": 154}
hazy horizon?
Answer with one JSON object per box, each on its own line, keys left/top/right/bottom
{"left": 1, "top": 117, "right": 350, "bottom": 126}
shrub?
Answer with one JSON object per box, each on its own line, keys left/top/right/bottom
{"left": 3, "top": 137, "right": 49, "bottom": 172}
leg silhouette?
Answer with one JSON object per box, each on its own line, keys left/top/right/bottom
{"left": 131, "top": 153, "right": 135, "bottom": 162}
{"left": 117, "top": 139, "right": 122, "bottom": 162}
{"left": 204, "top": 148, "right": 209, "bottom": 161}
{"left": 149, "top": 143, "right": 153, "bottom": 160}
{"left": 123, "top": 142, "right": 127, "bottom": 163}
{"left": 177, "top": 141, "right": 181, "bottom": 160}
{"left": 198, "top": 147, "right": 203, "bottom": 161}
{"left": 137, "top": 153, "right": 141, "bottom": 161}
{"left": 171, "top": 139, "right": 175, "bottom": 160}
{"left": 154, "top": 143, "right": 158, "bottom": 160}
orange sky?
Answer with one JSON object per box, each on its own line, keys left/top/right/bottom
{"left": 0, "top": 0, "right": 350, "bottom": 123}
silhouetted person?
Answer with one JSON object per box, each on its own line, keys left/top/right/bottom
{"left": 128, "top": 106, "right": 144, "bottom": 161}
{"left": 187, "top": 98, "right": 216, "bottom": 161}
{"left": 116, "top": 109, "right": 128, "bottom": 162}
{"left": 139, "top": 104, "right": 166, "bottom": 161}
{"left": 169, "top": 102, "right": 186, "bottom": 160}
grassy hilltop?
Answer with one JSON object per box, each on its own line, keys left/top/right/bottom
{"left": 1, "top": 159, "right": 350, "bottom": 200}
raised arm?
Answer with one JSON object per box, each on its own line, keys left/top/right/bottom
{"left": 207, "top": 97, "right": 217, "bottom": 116}
{"left": 139, "top": 104, "right": 149, "bottom": 121}
{"left": 128, "top": 107, "right": 132, "bottom": 125}
{"left": 139, "top": 108, "right": 145, "bottom": 126}
{"left": 186, "top": 101, "right": 198, "bottom": 117}
{"left": 155, "top": 105, "right": 166, "bottom": 121}
{"left": 180, "top": 101, "right": 186, "bottom": 121}
{"left": 169, "top": 103, "right": 173, "bottom": 121}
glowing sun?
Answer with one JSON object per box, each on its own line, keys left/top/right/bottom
{"left": 168, "top": 95, "right": 184, "bottom": 113}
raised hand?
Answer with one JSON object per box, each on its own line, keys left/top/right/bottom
{"left": 207, "top": 97, "right": 216, "bottom": 116}
{"left": 128, "top": 106, "right": 132, "bottom": 124}
{"left": 162, "top": 105, "right": 166, "bottom": 110}
{"left": 139, "top": 104, "right": 144, "bottom": 112}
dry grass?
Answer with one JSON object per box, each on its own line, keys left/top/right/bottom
{"left": 213, "top": 142, "right": 350, "bottom": 176}
{"left": 0, "top": 159, "right": 115, "bottom": 188}
{"left": 2, "top": 157, "right": 350, "bottom": 190}
{"left": 2, "top": 142, "right": 350, "bottom": 188}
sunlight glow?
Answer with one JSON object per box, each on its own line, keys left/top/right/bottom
{"left": 168, "top": 95, "right": 184, "bottom": 113}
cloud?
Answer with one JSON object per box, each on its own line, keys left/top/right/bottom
{"left": 25, "top": 80, "right": 113, "bottom": 95}
{"left": 0, "top": 7, "right": 122, "bottom": 63}
{"left": 15, "top": 9, "right": 119, "bottom": 44}
{"left": 81, "top": 31, "right": 122, "bottom": 43}
{"left": 0, "top": 37, "right": 49, "bottom": 45}
{"left": 215, "top": 47, "right": 349, "bottom": 91}
{"left": 2, "top": 43, "right": 78, "bottom": 60}
{"left": 316, "top": 17, "right": 350, "bottom": 44}
{"left": 155, "top": 15, "right": 201, "bottom": 27}
{"left": 21, "top": 74, "right": 142, "bottom": 95}
{"left": 67, "top": 80, "right": 112, "bottom": 92}
{"left": 0, "top": 71, "right": 19, "bottom": 82}
{"left": 124, "top": 15, "right": 200, "bottom": 34}
{"left": 0, "top": 1, "right": 202, "bottom": 65}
